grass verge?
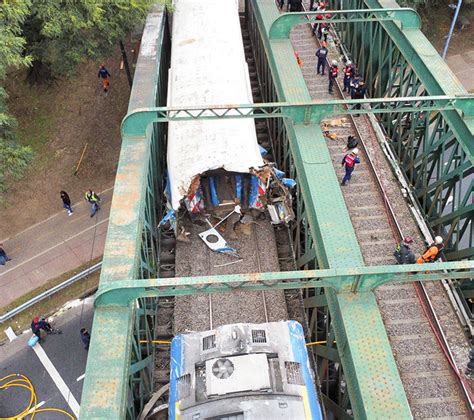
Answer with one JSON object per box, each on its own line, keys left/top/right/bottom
{"left": 0, "top": 258, "right": 101, "bottom": 342}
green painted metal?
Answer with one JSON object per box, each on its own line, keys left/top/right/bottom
{"left": 269, "top": 8, "right": 421, "bottom": 39}
{"left": 333, "top": 0, "right": 474, "bottom": 260}
{"left": 93, "top": 261, "right": 474, "bottom": 305}
{"left": 121, "top": 95, "right": 473, "bottom": 135}
{"left": 250, "top": 1, "right": 412, "bottom": 417}
{"left": 81, "top": 8, "right": 170, "bottom": 419}
{"left": 81, "top": 0, "right": 474, "bottom": 417}
{"left": 81, "top": 305, "right": 135, "bottom": 419}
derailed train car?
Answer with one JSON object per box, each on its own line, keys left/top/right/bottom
{"left": 169, "top": 321, "right": 324, "bottom": 419}
{"left": 161, "top": 0, "right": 295, "bottom": 239}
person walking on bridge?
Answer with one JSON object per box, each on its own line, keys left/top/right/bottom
{"left": 85, "top": 189, "right": 101, "bottom": 218}
{"left": 417, "top": 236, "right": 444, "bottom": 264}
{"left": 315, "top": 42, "right": 328, "bottom": 75}
{"left": 341, "top": 148, "right": 360, "bottom": 186}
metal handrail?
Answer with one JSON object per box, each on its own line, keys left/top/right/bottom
{"left": 0, "top": 261, "right": 102, "bottom": 323}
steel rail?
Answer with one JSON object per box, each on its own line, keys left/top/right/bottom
{"left": 321, "top": 14, "right": 474, "bottom": 411}
{"left": 0, "top": 262, "right": 102, "bottom": 323}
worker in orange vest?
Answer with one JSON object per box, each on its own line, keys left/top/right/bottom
{"left": 416, "top": 236, "right": 444, "bottom": 264}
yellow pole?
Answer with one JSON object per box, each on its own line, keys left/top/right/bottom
{"left": 139, "top": 340, "right": 171, "bottom": 345}
{"left": 306, "top": 340, "right": 336, "bottom": 346}
{"left": 74, "top": 142, "right": 88, "bottom": 176}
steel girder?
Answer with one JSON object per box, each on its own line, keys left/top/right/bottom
{"left": 121, "top": 96, "right": 473, "bottom": 132}
{"left": 81, "top": 2, "right": 474, "bottom": 418}
{"left": 93, "top": 262, "right": 474, "bottom": 305}
{"left": 269, "top": 8, "right": 422, "bottom": 39}
{"left": 80, "top": 9, "right": 170, "bottom": 418}
{"left": 331, "top": 0, "right": 474, "bottom": 259}
{"left": 250, "top": 0, "right": 411, "bottom": 417}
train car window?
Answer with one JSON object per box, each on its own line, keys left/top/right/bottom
{"left": 285, "top": 361, "right": 304, "bottom": 385}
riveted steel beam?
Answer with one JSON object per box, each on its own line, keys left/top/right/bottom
{"left": 269, "top": 8, "right": 421, "bottom": 39}
{"left": 94, "top": 261, "right": 474, "bottom": 306}
{"left": 121, "top": 95, "right": 473, "bottom": 136}
{"left": 361, "top": 0, "right": 474, "bottom": 158}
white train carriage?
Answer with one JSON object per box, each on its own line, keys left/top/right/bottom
{"left": 167, "top": 0, "right": 264, "bottom": 214}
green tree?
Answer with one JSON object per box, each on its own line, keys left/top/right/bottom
{"left": 24, "top": 0, "right": 154, "bottom": 82}
{"left": 0, "top": 1, "right": 34, "bottom": 191}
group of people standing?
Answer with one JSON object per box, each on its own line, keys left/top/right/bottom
{"left": 315, "top": 44, "right": 366, "bottom": 101}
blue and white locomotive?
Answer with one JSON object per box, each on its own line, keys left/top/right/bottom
{"left": 169, "top": 321, "right": 323, "bottom": 419}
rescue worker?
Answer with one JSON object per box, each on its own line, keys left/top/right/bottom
{"left": 394, "top": 236, "right": 416, "bottom": 264}
{"left": 417, "top": 236, "right": 444, "bottom": 264}
{"left": 85, "top": 189, "right": 101, "bottom": 218}
{"left": 31, "top": 317, "right": 52, "bottom": 339}
{"left": 351, "top": 80, "right": 366, "bottom": 116}
{"left": 312, "top": 7, "right": 325, "bottom": 36}
{"left": 317, "top": 13, "right": 331, "bottom": 41}
{"left": 315, "top": 42, "right": 328, "bottom": 75}
{"left": 97, "top": 64, "right": 111, "bottom": 93}
{"left": 342, "top": 60, "right": 355, "bottom": 93}
{"left": 341, "top": 148, "right": 360, "bottom": 186}
{"left": 328, "top": 60, "right": 338, "bottom": 94}
{"left": 350, "top": 73, "right": 361, "bottom": 99}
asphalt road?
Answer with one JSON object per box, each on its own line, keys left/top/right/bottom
{"left": 0, "top": 297, "right": 94, "bottom": 418}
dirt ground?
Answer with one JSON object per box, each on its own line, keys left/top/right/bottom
{"left": 420, "top": 1, "right": 474, "bottom": 54}
{"left": 0, "top": 46, "right": 131, "bottom": 240}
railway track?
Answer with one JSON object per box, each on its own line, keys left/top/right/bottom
{"left": 290, "top": 2, "right": 471, "bottom": 416}
{"left": 154, "top": 13, "right": 311, "bottom": 395}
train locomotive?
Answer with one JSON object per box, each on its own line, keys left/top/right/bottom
{"left": 169, "top": 321, "right": 323, "bottom": 419}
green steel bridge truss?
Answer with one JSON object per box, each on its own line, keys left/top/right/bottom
{"left": 80, "top": 1, "right": 474, "bottom": 418}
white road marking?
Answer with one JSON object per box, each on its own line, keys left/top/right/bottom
{"left": 24, "top": 400, "right": 45, "bottom": 416}
{"left": 76, "top": 373, "right": 85, "bottom": 382}
{"left": 32, "top": 343, "right": 80, "bottom": 417}
{"left": 5, "top": 326, "right": 17, "bottom": 342}
{"left": 0, "top": 218, "right": 109, "bottom": 277}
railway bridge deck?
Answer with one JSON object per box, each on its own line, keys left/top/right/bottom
{"left": 80, "top": 1, "right": 474, "bottom": 418}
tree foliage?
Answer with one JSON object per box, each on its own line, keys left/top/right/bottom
{"left": 0, "top": 1, "right": 33, "bottom": 191}
{"left": 1, "top": 0, "right": 153, "bottom": 190}
{"left": 24, "top": 0, "right": 154, "bottom": 81}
